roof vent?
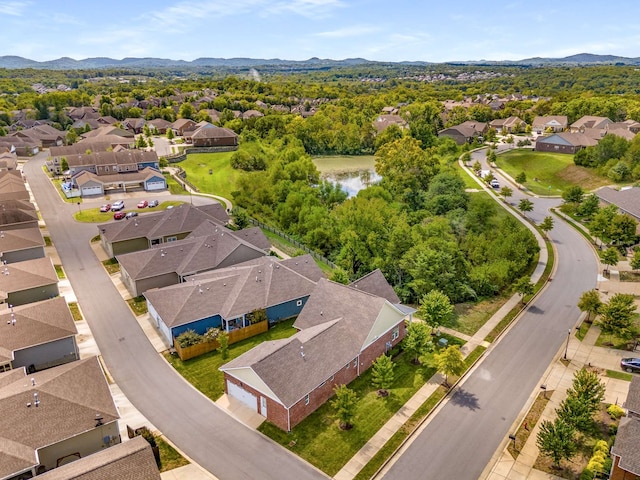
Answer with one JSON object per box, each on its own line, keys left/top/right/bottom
{"left": 300, "top": 346, "right": 305, "bottom": 359}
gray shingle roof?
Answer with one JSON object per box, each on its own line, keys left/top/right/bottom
{"left": 0, "top": 297, "right": 77, "bottom": 365}
{"left": 0, "top": 357, "right": 119, "bottom": 479}
{"left": 98, "top": 204, "right": 228, "bottom": 243}
{"left": 144, "top": 254, "right": 323, "bottom": 328}
{"left": 625, "top": 376, "right": 640, "bottom": 415}
{"left": 117, "top": 226, "right": 268, "bottom": 281}
{"left": 350, "top": 269, "right": 400, "bottom": 303}
{"left": 596, "top": 186, "right": 640, "bottom": 220}
{"left": 221, "top": 278, "right": 408, "bottom": 407}
{"left": 0, "top": 225, "right": 44, "bottom": 257}
{"left": 611, "top": 417, "right": 640, "bottom": 475}
{"left": 0, "top": 257, "right": 58, "bottom": 297}
{"left": 36, "top": 436, "right": 160, "bottom": 480}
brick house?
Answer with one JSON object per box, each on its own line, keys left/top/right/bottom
{"left": 220, "top": 275, "right": 414, "bottom": 431}
{"left": 534, "top": 132, "right": 598, "bottom": 154}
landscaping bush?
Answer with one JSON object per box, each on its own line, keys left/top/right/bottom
{"left": 176, "top": 329, "right": 204, "bottom": 348}
{"left": 607, "top": 404, "right": 625, "bottom": 420}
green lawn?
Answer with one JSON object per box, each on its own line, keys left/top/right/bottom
{"left": 454, "top": 161, "right": 485, "bottom": 190}
{"left": 102, "top": 258, "right": 120, "bottom": 275}
{"left": 174, "top": 152, "right": 240, "bottom": 199}
{"left": 595, "top": 313, "right": 640, "bottom": 349}
{"left": 451, "top": 294, "right": 510, "bottom": 335}
{"left": 74, "top": 201, "right": 183, "bottom": 222}
{"left": 54, "top": 264, "right": 66, "bottom": 279}
{"left": 258, "top": 339, "right": 464, "bottom": 476}
{"left": 164, "top": 319, "right": 298, "bottom": 401}
{"left": 127, "top": 296, "right": 148, "bottom": 316}
{"left": 155, "top": 435, "right": 190, "bottom": 472}
{"left": 163, "top": 172, "right": 185, "bottom": 195}
{"left": 495, "top": 149, "right": 609, "bottom": 195}
{"left": 67, "top": 302, "right": 83, "bottom": 321}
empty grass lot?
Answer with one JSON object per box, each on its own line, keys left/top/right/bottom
{"left": 495, "top": 150, "right": 609, "bottom": 195}
{"left": 175, "top": 152, "right": 240, "bottom": 199}
{"left": 258, "top": 338, "right": 464, "bottom": 476}
{"left": 163, "top": 319, "right": 298, "bottom": 401}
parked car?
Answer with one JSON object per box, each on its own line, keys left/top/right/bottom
{"left": 99, "top": 204, "right": 111, "bottom": 212}
{"left": 621, "top": 357, "right": 640, "bottom": 373}
{"left": 148, "top": 199, "right": 159, "bottom": 208}
{"left": 137, "top": 200, "right": 148, "bottom": 208}
{"left": 111, "top": 201, "right": 125, "bottom": 211}
{"left": 125, "top": 211, "right": 138, "bottom": 219}
{"left": 490, "top": 179, "right": 500, "bottom": 189}
{"left": 113, "top": 211, "right": 126, "bottom": 220}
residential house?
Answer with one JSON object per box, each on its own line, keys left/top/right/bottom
{"left": 0, "top": 137, "right": 39, "bottom": 156}
{"left": 122, "top": 117, "right": 146, "bottom": 134}
{"left": 0, "top": 256, "right": 59, "bottom": 306}
{"left": 0, "top": 356, "right": 120, "bottom": 479}
{"left": 438, "top": 121, "right": 488, "bottom": 145}
{"left": 0, "top": 170, "right": 30, "bottom": 202}
{"left": 8, "top": 124, "right": 65, "bottom": 148}
{"left": 242, "top": 110, "right": 264, "bottom": 120}
{"left": 76, "top": 134, "right": 135, "bottom": 150}
{"left": 144, "top": 254, "right": 324, "bottom": 346}
{"left": 531, "top": 116, "right": 568, "bottom": 134}
{"left": 146, "top": 118, "right": 173, "bottom": 134}
{"left": 81, "top": 126, "right": 134, "bottom": 140}
{"left": 373, "top": 114, "right": 408, "bottom": 134}
{"left": 596, "top": 186, "right": 640, "bottom": 229}
{"left": 0, "top": 224, "right": 46, "bottom": 263}
{"left": 189, "top": 123, "right": 239, "bottom": 147}
{"left": 171, "top": 119, "right": 197, "bottom": 137}
{"left": 98, "top": 203, "right": 229, "bottom": 258}
{"left": 117, "top": 223, "right": 270, "bottom": 297}
{"left": 36, "top": 436, "right": 160, "bottom": 480}
{"left": 220, "top": 275, "right": 414, "bottom": 431}
{"left": 535, "top": 132, "right": 599, "bottom": 154}
{"left": 489, "top": 116, "right": 525, "bottom": 134}
{"left": 570, "top": 115, "right": 612, "bottom": 133}
{"left": 0, "top": 204, "right": 39, "bottom": 231}
{"left": 47, "top": 142, "right": 113, "bottom": 174}
{"left": 0, "top": 297, "right": 78, "bottom": 373}
{"left": 0, "top": 150, "right": 18, "bottom": 171}
{"left": 609, "top": 376, "right": 640, "bottom": 480}
{"left": 72, "top": 167, "right": 166, "bottom": 197}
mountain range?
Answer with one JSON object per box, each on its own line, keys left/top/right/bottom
{"left": 0, "top": 53, "right": 638, "bottom": 70}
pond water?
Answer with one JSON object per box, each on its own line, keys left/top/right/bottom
{"left": 322, "top": 169, "right": 382, "bottom": 197}
{"left": 313, "top": 155, "right": 380, "bottom": 197}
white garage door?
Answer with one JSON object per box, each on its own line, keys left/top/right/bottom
{"left": 146, "top": 181, "right": 166, "bottom": 191}
{"left": 81, "top": 186, "right": 103, "bottom": 196}
{"left": 227, "top": 381, "right": 257, "bottom": 411}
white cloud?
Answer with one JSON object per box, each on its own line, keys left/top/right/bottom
{"left": 316, "top": 25, "right": 379, "bottom": 38}
{"left": 266, "top": 0, "right": 345, "bottom": 18}
{"left": 0, "top": 0, "right": 30, "bottom": 16}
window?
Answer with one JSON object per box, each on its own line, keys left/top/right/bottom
{"left": 392, "top": 327, "right": 399, "bottom": 341}
{"left": 296, "top": 299, "right": 303, "bottom": 307}
{"left": 166, "top": 236, "right": 177, "bottom": 242}
{"left": 319, "top": 381, "right": 325, "bottom": 388}
{"left": 305, "top": 394, "right": 310, "bottom": 405}
{"left": 353, "top": 358, "right": 357, "bottom": 368}
{"left": 330, "top": 375, "right": 334, "bottom": 381}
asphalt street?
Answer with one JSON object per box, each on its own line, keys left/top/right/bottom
{"left": 378, "top": 148, "right": 599, "bottom": 479}
{"left": 23, "top": 154, "right": 328, "bottom": 480}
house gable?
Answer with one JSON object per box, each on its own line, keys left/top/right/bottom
{"left": 362, "top": 302, "right": 406, "bottom": 350}
{"left": 222, "top": 366, "right": 282, "bottom": 403}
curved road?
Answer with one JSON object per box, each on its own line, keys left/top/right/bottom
{"left": 378, "top": 147, "right": 599, "bottom": 479}
{"left": 23, "top": 154, "right": 327, "bottom": 480}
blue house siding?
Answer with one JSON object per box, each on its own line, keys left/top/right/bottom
{"left": 266, "top": 296, "right": 309, "bottom": 324}
{"left": 172, "top": 314, "right": 222, "bottom": 339}
{"left": 138, "top": 161, "right": 160, "bottom": 169}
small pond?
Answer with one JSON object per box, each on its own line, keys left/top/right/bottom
{"left": 313, "top": 155, "right": 381, "bottom": 197}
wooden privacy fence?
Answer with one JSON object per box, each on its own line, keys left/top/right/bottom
{"left": 173, "top": 321, "right": 269, "bottom": 361}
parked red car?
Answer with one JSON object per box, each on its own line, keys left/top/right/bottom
{"left": 99, "top": 204, "right": 111, "bottom": 212}
{"left": 113, "top": 211, "right": 126, "bottom": 220}
{"left": 137, "top": 200, "right": 148, "bottom": 208}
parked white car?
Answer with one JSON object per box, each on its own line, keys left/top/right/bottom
{"left": 111, "top": 201, "right": 125, "bottom": 211}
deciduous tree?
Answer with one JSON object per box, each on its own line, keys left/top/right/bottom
{"left": 518, "top": 198, "right": 534, "bottom": 218}
{"left": 371, "top": 355, "right": 395, "bottom": 396}
{"left": 599, "top": 248, "right": 619, "bottom": 275}
{"left": 536, "top": 419, "right": 576, "bottom": 468}
{"left": 332, "top": 385, "right": 357, "bottom": 430}
{"left": 434, "top": 345, "right": 465, "bottom": 387}
{"left": 514, "top": 276, "right": 534, "bottom": 303}
{"left": 577, "top": 290, "right": 602, "bottom": 322}
{"left": 418, "top": 289, "right": 454, "bottom": 334}
{"left": 539, "top": 216, "right": 554, "bottom": 236}
{"left": 403, "top": 321, "right": 432, "bottom": 365}
{"left": 597, "top": 293, "right": 636, "bottom": 343}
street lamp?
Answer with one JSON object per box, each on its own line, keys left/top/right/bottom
{"left": 76, "top": 202, "right": 81, "bottom": 215}
{"left": 563, "top": 329, "right": 571, "bottom": 360}
{"left": 540, "top": 384, "right": 547, "bottom": 399}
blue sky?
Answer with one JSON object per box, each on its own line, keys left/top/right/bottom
{"left": 2, "top": 0, "right": 640, "bottom": 62}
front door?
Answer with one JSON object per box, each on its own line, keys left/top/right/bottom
{"left": 260, "top": 396, "right": 267, "bottom": 417}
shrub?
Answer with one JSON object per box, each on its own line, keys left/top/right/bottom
{"left": 593, "top": 440, "right": 609, "bottom": 455}
{"left": 579, "top": 467, "right": 594, "bottom": 480}
{"left": 203, "top": 327, "right": 220, "bottom": 341}
{"left": 607, "top": 404, "right": 625, "bottom": 420}
{"left": 175, "top": 329, "right": 203, "bottom": 348}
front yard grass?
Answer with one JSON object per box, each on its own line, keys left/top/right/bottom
{"left": 102, "top": 258, "right": 120, "bottom": 275}
{"left": 495, "top": 150, "right": 609, "bottom": 195}
{"left": 258, "top": 339, "right": 466, "bottom": 476}
{"left": 163, "top": 172, "right": 185, "bottom": 195}
{"left": 155, "top": 435, "right": 190, "bottom": 472}
{"left": 606, "top": 369, "right": 633, "bottom": 381}
{"left": 126, "top": 296, "right": 148, "bottom": 316}
{"left": 595, "top": 313, "right": 640, "bottom": 349}
{"left": 54, "top": 264, "right": 66, "bottom": 279}
{"left": 164, "top": 319, "right": 298, "bottom": 401}
{"left": 175, "top": 152, "right": 240, "bottom": 199}
{"left": 67, "top": 302, "right": 83, "bottom": 321}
